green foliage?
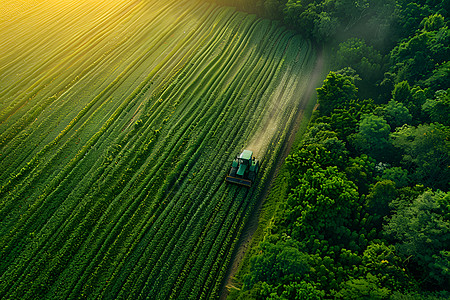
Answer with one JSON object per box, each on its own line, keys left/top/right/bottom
{"left": 286, "top": 128, "right": 348, "bottom": 185}
{"left": 313, "top": 12, "right": 339, "bottom": 42}
{"left": 315, "top": 98, "right": 375, "bottom": 143}
{"left": 353, "top": 114, "right": 392, "bottom": 161}
{"left": 335, "top": 38, "right": 385, "bottom": 83}
{"left": 380, "top": 167, "right": 409, "bottom": 188}
{"left": 283, "top": 0, "right": 317, "bottom": 38}
{"left": 244, "top": 241, "right": 311, "bottom": 288}
{"left": 391, "top": 290, "right": 450, "bottom": 300}
{"left": 361, "top": 243, "right": 411, "bottom": 291}
{"left": 328, "top": 108, "right": 358, "bottom": 141}
{"left": 317, "top": 72, "right": 358, "bottom": 115}
{"left": 365, "top": 180, "right": 397, "bottom": 219}
{"left": 236, "top": 280, "right": 324, "bottom": 300}
{"left": 234, "top": 1, "right": 450, "bottom": 298}
{"left": 390, "top": 123, "right": 450, "bottom": 189}
{"left": 395, "top": 2, "right": 434, "bottom": 37}
{"left": 336, "top": 273, "right": 391, "bottom": 299}
{"left": 389, "top": 19, "right": 450, "bottom": 86}
{"left": 286, "top": 166, "right": 359, "bottom": 242}
{"left": 383, "top": 100, "right": 412, "bottom": 129}
{"left": 392, "top": 81, "right": 413, "bottom": 103}
{"left": 273, "top": 281, "right": 325, "bottom": 300}
{"left": 345, "top": 154, "right": 376, "bottom": 194}
{"left": 421, "top": 13, "right": 446, "bottom": 32}
{"left": 282, "top": 0, "right": 396, "bottom": 43}
{"left": 334, "top": 0, "right": 370, "bottom": 24}
{"left": 300, "top": 122, "right": 335, "bottom": 144}
{"left": 391, "top": 81, "right": 427, "bottom": 122}
{"left": 384, "top": 190, "right": 450, "bottom": 288}
{"left": 423, "top": 61, "right": 450, "bottom": 91}
{"left": 422, "top": 89, "right": 450, "bottom": 125}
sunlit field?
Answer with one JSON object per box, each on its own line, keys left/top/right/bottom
{"left": 0, "top": 0, "right": 316, "bottom": 298}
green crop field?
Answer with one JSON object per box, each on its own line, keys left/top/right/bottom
{"left": 0, "top": 0, "right": 316, "bottom": 298}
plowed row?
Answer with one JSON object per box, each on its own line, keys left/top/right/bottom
{"left": 0, "top": 0, "right": 315, "bottom": 299}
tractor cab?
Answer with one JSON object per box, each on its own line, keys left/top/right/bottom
{"left": 225, "top": 150, "right": 259, "bottom": 187}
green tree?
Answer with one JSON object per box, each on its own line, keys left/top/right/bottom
{"left": 423, "top": 61, "right": 450, "bottom": 91}
{"left": 391, "top": 290, "right": 450, "bottom": 300}
{"left": 244, "top": 241, "right": 311, "bottom": 288}
{"left": 389, "top": 21, "right": 450, "bottom": 85}
{"left": 395, "top": 2, "right": 433, "bottom": 38}
{"left": 365, "top": 180, "right": 397, "bottom": 220}
{"left": 353, "top": 114, "right": 391, "bottom": 161}
{"left": 422, "top": 89, "right": 450, "bottom": 126}
{"left": 329, "top": 108, "right": 358, "bottom": 141}
{"left": 392, "top": 81, "right": 412, "bottom": 104}
{"left": 286, "top": 166, "right": 359, "bottom": 243}
{"left": 283, "top": 1, "right": 318, "bottom": 38}
{"left": 301, "top": 122, "right": 335, "bottom": 144}
{"left": 345, "top": 154, "right": 376, "bottom": 194}
{"left": 334, "top": 0, "right": 370, "bottom": 29}
{"left": 336, "top": 273, "right": 391, "bottom": 299}
{"left": 317, "top": 72, "right": 358, "bottom": 116}
{"left": 286, "top": 137, "right": 348, "bottom": 185}
{"left": 313, "top": 12, "right": 338, "bottom": 42}
{"left": 321, "top": 98, "right": 375, "bottom": 142}
{"left": 383, "top": 99, "right": 412, "bottom": 129}
{"left": 380, "top": 166, "right": 409, "bottom": 188}
{"left": 421, "top": 13, "right": 446, "bottom": 32}
{"left": 390, "top": 123, "right": 450, "bottom": 190}
{"left": 384, "top": 190, "right": 450, "bottom": 288}
{"left": 335, "top": 38, "right": 384, "bottom": 83}
{"left": 391, "top": 81, "right": 427, "bottom": 123}
{"left": 360, "top": 242, "right": 412, "bottom": 291}
{"left": 277, "top": 281, "right": 324, "bottom": 300}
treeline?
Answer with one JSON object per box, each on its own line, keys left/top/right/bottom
{"left": 230, "top": 0, "right": 449, "bottom": 299}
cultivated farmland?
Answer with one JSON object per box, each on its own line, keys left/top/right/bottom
{"left": 0, "top": 0, "right": 316, "bottom": 299}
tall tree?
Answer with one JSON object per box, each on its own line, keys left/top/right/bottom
{"left": 422, "top": 89, "right": 450, "bottom": 126}
{"left": 317, "top": 72, "right": 358, "bottom": 116}
{"left": 384, "top": 190, "right": 450, "bottom": 289}
{"left": 383, "top": 99, "right": 412, "bottom": 129}
{"left": 353, "top": 114, "right": 392, "bottom": 161}
{"left": 390, "top": 123, "right": 450, "bottom": 190}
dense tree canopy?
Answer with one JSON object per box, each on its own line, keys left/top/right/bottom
{"left": 384, "top": 190, "right": 450, "bottom": 288}
{"left": 316, "top": 72, "right": 358, "bottom": 115}
{"left": 390, "top": 123, "right": 449, "bottom": 190}
{"left": 383, "top": 100, "right": 412, "bottom": 129}
{"left": 353, "top": 114, "right": 392, "bottom": 161}
{"left": 422, "top": 89, "right": 450, "bottom": 125}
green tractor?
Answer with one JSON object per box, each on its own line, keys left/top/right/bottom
{"left": 225, "top": 149, "right": 259, "bottom": 187}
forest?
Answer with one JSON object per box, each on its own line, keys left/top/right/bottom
{"left": 227, "top": 0, "right": 449, "bottom": 299}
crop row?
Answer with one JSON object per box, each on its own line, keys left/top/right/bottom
{"left": 0, "top": 0, "right": 315, "bottom": 299}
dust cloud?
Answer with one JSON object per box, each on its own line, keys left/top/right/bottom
{"left": 246, "top": 50, "right": 324, "bottom": 160}
{"left": 246, "top": 99, "right": 282, "bottom": 158}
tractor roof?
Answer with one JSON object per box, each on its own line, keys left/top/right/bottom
{"left": 240, "top": 149, "right": 253, "bottom": 160}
